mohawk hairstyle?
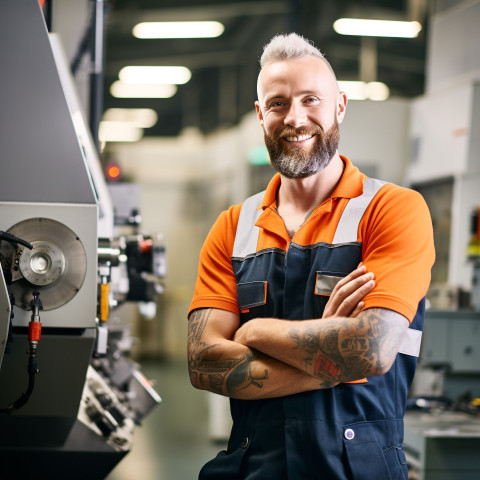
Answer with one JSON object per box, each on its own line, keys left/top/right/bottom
{"left": 260, "top": 33, "right": 325, "bottom": 68}
{"left": 259, "top": 32, "right": 337, "bottom": 82}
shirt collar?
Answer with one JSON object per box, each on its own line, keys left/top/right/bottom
{"left": 259, "top": 155, "right": 367, "bottom": 210}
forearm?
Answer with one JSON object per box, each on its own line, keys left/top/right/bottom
{"left": 188, "top": 310, "right": 338, "bottom": 399}
{"left": 236, "top": 308, "right": 408, "bottom": 384}
{"left": 189, "top": 340, "right": 337, "bottom": 399}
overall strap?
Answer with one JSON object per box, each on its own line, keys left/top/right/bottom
{"left": 232, "top": 191, "right": 264, "bottom": 258}
{"left": 332, "top": 177, "right": 387, "bottom": 244}
{"left": 332, "top": 177, "right": 423, "bottom": 358}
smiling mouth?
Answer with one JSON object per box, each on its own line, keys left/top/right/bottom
{"left": 283, "top": 134, "right": 314, "bottom": 142}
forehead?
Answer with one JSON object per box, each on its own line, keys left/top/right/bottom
{"left": 257, "top": 56, "right": 337, "bottom": 101}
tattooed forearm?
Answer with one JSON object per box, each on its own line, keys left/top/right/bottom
{"left": 187, "top": 308, "right": 211, "bottom": 382}
{"left": 187, "top": 309, "right": 269, "bottom": 396}
{"left": 195, "top": 350, "right": 269, "bottom": 396}
{"left": 288, "top": 308, "right": 408, "bottom": 382}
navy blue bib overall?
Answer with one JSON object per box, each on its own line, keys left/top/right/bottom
{"left": 200, "top": 178, "right": 423, "bottom": 480}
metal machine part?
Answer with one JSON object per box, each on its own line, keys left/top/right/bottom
{"left": 0, "top": 268, "right": 11, "bottom": 372}
{"left": 404, "top": 411, "right": 480, "bottom": 480}
{"left": 78, "top": 366, "right": 135, "bottom": 452}
{"left": 0, "top": 218, "right": 87, "bottom": 311}
{"left": 468, "top": 207, "right": 480, "bottom": 311}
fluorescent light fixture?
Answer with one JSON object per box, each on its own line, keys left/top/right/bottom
{"left": 133, "top": 21, "right": 224, "bottom": 39}
{"left": 334, "top": 18, "right": 421, "bottom": 38}
{"left": 99, "top": 121, "right": 144, "bottom": 142}
{"left": 119, "top": 66, "right": 191, "bottom": 85}
{"left": 365, "top": 82, "right": 390, "bottom": 101}
{"left": 337, "top": 81, "right": 390, "bottom": 101}
{"left": 110, "top": 81, "right": 177, "bottom": 98}
{"left": 103, "top": 108, "right": 158, "bottom": 128}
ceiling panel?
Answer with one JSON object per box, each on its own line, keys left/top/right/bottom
{"left": 103, "top": 0, "right": 428, "bottom": 137}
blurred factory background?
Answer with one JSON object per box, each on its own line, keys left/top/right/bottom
{"left": 1, "top": 0, "right": 480, "bottom": 479}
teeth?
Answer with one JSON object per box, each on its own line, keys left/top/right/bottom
{"left": 284, "top": 134, "right": 313, "bottom": 142}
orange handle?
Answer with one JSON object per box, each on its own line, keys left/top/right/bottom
{"left": 100, "top": 283, "right": 109, "bottom": 322}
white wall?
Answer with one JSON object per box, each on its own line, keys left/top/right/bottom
{"left": 340, "top": 98, "right": 411, "bottom": 184}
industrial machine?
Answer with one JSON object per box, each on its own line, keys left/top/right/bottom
{"left": 0, "top": 1, "right": 163, "bottom": 478}
{"left": 403, "top": 209, "right": 480, "bottom": 479}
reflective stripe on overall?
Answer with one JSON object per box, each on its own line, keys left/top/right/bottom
{"left": 200, "top": 178, "right": 423, "bottom": 480}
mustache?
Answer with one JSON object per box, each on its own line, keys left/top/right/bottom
{"left": 277, "top": 127, "right": 322, "bottom": 139}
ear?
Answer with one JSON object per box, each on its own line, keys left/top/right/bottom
{"left": 255, "top": 101, "right": 264, "bottom": 125}
{"left": 336, "top": 91, "right": 347, "bottom": 124}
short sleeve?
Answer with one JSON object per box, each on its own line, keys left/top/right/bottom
{"left": 359, "top": 185, "right": 435, "bottom": 322}
{"left": 188, "top": 204, "right": 242, "bottom": 317}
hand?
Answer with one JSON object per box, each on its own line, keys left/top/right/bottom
{"left": 322, "top": 264, "right": 374, "bottom": 319}
{"left": 233, "top": 322, "right": 248, "bottom": 345}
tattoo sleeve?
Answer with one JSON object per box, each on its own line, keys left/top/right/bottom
{"left": 287, "top": 308, "right": 407, "bottom": 382}
{"left": 188, "top": 309, "right": 269, "bottom": 396}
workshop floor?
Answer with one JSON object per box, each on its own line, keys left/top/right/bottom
{"left": 106, "top": 358, "right": 226, "bottom": 480}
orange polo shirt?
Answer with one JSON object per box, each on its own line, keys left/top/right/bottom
{"left": 189, "top": 156, "right": 435, "bottom": 322}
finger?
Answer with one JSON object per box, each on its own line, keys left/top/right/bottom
{"left": 350, "top": 301, "right": 365, "bottom": 318}
{"left": 332, "top": 272, "right": 374, "bottom": 303}
{"left": 335, "top": 280, "right": 375, "bottom": 317}
{"left": 333, "top": 265, "right": 367, "bottom": 292}
{"left": 326, "top": 271, "right": 373, "bottom": 316}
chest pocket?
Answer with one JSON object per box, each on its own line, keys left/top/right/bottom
{"left": 315, "top": 272, "right": 344, "bottom": 296}
{"left": 312, "top": 271, "right": 344, "bottom": 318}
{"left": 237, "top": 281, "right": 267, "bottom": 323}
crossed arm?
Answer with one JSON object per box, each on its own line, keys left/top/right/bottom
{"left": 187, "top": 266, "right": 409, "bottom": 400}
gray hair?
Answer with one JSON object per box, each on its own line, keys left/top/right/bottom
{"left": 260, "top": 33, "right": 324, "bottom": 68}
{"left": 259, "top": 33, "right": 335, "bottom": 79}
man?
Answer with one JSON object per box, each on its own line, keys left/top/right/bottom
{"left": 188, "top": 33, "right": 434, "bottom": 479}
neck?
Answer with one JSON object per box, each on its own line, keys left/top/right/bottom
{"left": 277, "top": 154, "right": 344, "bottom": 214}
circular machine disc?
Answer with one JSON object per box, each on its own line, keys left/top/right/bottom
{"left": 4, "top": 218, "right": 87, "bottom": 311}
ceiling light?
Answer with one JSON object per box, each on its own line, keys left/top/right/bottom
{"left": 333, "top": 18, "right": 421, "bottom": 38}
{"left": 133, "top": 21, "right": 225, "bottom": 39}
{"left": 102, "top": 108, "right": 158, "bottom": 128}
{"left": 110, "top": 81, "right": 177, "bottom": 98}
{"left": 365, "top": 82, "right": 390, "bottom": 101}
{"left": 119, "top": 66, "right": 191, "bottom": 85}
{"left": 337, "top": 81, "right": 390, "bottom": 101}
{"left": 99, "top": 121, "right": 144, "bottom": 142}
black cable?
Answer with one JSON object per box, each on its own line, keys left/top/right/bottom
{"left": 0, "top": 231, "right": 33, "bottom": 250}
{"left": 0, "top": 362, "right": 38, "bottom": 414}
{"left": 0, "top": 293, "right": 42, "bottom": 415}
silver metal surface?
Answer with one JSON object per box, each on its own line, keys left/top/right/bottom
{"left": 0, "top": 217, "right": 87, "bottom": 311}
{"left": 0, "top": 268, "right": 11, "bottom": 372}
{"left": 19, "top": 241, "right": 66, "bottom": 286}
{"left": 0, "top": 0, "right": 96, "bottom": 204}
{"left": 0, "top": 202, "right": 97, "bottom": 329}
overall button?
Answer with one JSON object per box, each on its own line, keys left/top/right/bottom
{"left": 241, "top": 437, "right": 249, "bottom": 449}
{"left": 344, "top": 428, "right": 355, "bottom": 440}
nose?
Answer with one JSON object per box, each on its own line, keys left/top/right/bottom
{"left": 283, "top": 101, "right": 307, "bottom": 128}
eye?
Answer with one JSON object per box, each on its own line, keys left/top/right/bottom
{"left": 304, "top": 96, "right": 320, "bottom": 105}
{"left": 268, "top": 100, "right": 285, "bottom": 109}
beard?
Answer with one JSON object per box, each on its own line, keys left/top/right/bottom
{"left": 264, "top": 119, "right": 340, "bottom": 179}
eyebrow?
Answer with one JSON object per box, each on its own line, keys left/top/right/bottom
{"left": 264, "top": 90, "right": 324, "bottom": 105}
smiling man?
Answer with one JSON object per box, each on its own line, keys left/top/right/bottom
{"left": 188, "top": 33, "right": 434, "bottom": 480}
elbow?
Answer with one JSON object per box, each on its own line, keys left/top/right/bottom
{"left": 188, "top": 363, "right": 208, "bottom": 391}
{"left": 377, "top": 353, "right": 397, "bottom": 376}
{"left": 368, "top": 351, "right": 397, "bottom": 378}
{"left": 189, "top": 371, "right": 203, "bottom": 391}
{"left": 342, "top": 351, "right": 397, "bottom": 381}
{"left": 187, "top": 347, "right": 204, "bottom": 391}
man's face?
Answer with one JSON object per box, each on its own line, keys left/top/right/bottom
{"left": 255, "top": 56, "right": 346, "bottom": 178}
{"left": 263, "top": 116, "right": 340, "bottom": 179}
